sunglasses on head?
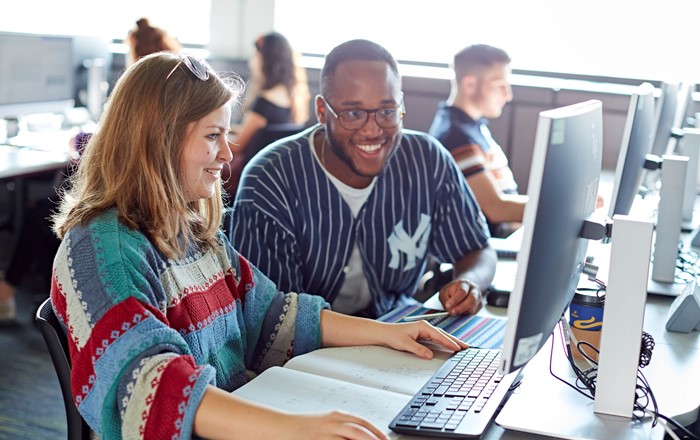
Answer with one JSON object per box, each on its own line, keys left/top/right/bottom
{"left": 166, "top": 54, "right": 212, "bottom": 81}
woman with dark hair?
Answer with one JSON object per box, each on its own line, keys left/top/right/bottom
{"left": 223, "top": 32, "right": 310, "bottom": 200}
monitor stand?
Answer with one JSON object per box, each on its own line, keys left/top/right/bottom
{"left": 494, "top": 340, "right": 665, "bottom": 440}
{"left": 678, "top": 129, "right": 700, "bottom": 231}
{"left": 496, "top": 216, "right": 663, "bottom": 440}
{"left": 648, "top": 155, "right": 689, "bottom": 297}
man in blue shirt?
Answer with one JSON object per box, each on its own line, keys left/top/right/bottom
{"left": 428, "top": 44, "right": 526, "bottom": 238}
{"left": 231, "top": 39, "right": 496, "bottom": 319}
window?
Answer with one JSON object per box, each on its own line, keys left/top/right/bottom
{"left": 0, "top": 1, "right": 210, "bottom": 45}
{"left": 274, "top": 0, "right": 700, "bottom": 83}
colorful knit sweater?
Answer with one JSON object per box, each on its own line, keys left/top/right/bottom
{"left": 50, "top": 209, "right": 328, "bottom": 439}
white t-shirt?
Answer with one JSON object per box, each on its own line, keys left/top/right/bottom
{"left": 313, "top": 143, "right": 375, "bottom": 314}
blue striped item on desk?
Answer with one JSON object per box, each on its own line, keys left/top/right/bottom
{"left": 378, "top": 304, "right": 506, "bottom": 349}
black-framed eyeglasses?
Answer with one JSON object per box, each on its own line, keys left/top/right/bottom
{"left": 320, "top": 95, "right": 405, "bottom": 130}
{"left": 166, "top": 55, "right": 212, "bottom": 81}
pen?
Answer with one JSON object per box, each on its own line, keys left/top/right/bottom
{"left": 402, "top": 311, "right": 450, "bottom": 322}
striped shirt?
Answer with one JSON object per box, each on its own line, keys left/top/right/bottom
{"left": 429, "top": 102, "right": 518, "bottom": 194}
{"left": 231, "top": 124, "right": 490, "bottom": 318}
{"left": 51, "top": 209, "right": 327, "bottom": 439}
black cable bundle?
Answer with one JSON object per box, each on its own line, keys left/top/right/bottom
{"left": 639, "top": 331, "right": 654, "bottom": 368}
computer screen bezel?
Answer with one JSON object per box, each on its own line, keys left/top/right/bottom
{"left": 649, "top": 81, "right": 682, "bottom": 157}
{"left": 0, "top": 32, "right": 75, "bottom": 119}
{"left": 607, "top": 82, "right": 656, "bottom": 218}
{"left": 499, "top": 99, "right": 603, "bottom": 375}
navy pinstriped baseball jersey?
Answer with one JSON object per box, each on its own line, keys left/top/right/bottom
{"left": 231, "top": 125, "right": 490, "bottom": 318}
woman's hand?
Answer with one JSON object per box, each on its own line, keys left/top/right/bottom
{"left": 282, "top": 411, "right": 389, "bottom": 440}
{"left": 376, "top": 320, "right": 469, "bottom": 360}
{"left": 195, "top": 386, "right": 389, "bottom": 439}
{"left": 321, "top": 309, "right": 468, "bottom": 360}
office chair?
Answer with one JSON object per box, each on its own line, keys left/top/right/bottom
{"left": 35, "top": 297, "right": 91, "bottom": 440}
{"left": 223, "top": 122, "right": 307, "bottom": 201}
{"left": 246, "top": 122, "right": 307, "bottom": 156}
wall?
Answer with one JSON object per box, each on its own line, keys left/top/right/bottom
{"left": 205, "top": 0, "right": 700, "bottom": 194}
{"left": 209, "top": 0, "right": 276, "bottom": 58}
{"left": 110, "top": 47, "right": 698, "bottom": 195}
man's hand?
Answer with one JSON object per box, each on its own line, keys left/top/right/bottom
{"left": 438, "top": 279, "right": 483, "bottom": 316}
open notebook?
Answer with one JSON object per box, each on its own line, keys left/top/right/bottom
{"left": 232, "top": 345, "right": 453, "bottom": 439}
{"left": 231, "top": 307, "right": 507, "bottom": 439}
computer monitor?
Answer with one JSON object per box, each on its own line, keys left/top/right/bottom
{"left": 607, "top": 83, "right": 656, "bottom": 218}
{"left": 500, "top": 99, "right": 603, "bottom": 375}
{"left": 649, "top": 81, "right": 682, "bottom": 157}
{"left": 0, "top": 32, "right": 75, "bottom": 119}
{"left": 678, "top": 83, "right": 696, "bottom": 130}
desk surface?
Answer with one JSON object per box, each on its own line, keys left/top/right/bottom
{"left": 425, "top": 265, "right": 700, "bottom": 440}
{"left": 0, "top": 129, "right": 76, "bottom": 179}
{"left": 0, "top": 144, "right": 71, "bottom": 179}
{"left": 492, "top": 295, "right": 698, "bottom": 440}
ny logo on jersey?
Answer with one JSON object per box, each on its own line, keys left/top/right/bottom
{"left": 387, "top": 214, "right": 431, "bottom": 271}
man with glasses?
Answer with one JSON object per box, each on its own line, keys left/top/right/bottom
{"left": 231, "top": 39, "right": 496, "bottom": 319}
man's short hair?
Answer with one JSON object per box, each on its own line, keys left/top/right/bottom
{"left": 453, "top": 44, "right": 511, "bottom": 80}
{"left": 321, "top": 39, "right": 400, "bottom": 97}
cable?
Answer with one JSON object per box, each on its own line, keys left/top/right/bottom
{"left": 561, "top": 318, "right": 597, "bottom": 371}
{"left": 639, "top": 331, "right": 655, "bottom": 368}
{"left": 652, "top": 412, "right": 682, "bottom": 440}
{"left": 548, "top": 320, "right": 595, "bottom": 399}
{"left": 654, "top": 410, "right": 700, "bottom": 440}
{"left": 547, "top": 321, "right": 698, "bottom": 434}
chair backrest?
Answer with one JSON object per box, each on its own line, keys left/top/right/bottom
{"left": 35, "top": 297, "right": 91, "bottom": 440}
{"left": 246, "top": 122, "right": 307, "bottom": 160}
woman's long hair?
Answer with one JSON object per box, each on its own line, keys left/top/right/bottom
{"left": 255, "top": 32, "right": 310, "bottom": 124}
{"left": 53, "top": 52, "right": 243, "bottom": 258}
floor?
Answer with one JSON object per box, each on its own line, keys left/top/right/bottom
{"left": 0, "top": 183, "right": 67, "bottom": 439}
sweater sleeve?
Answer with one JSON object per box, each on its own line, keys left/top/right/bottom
{"left": 221, "top": 234, "right": 329, "bottom": 372}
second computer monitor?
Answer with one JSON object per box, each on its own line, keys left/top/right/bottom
{"left": 650, "top": 81, "right": 683, "bottom": 157}
{"left": 500, "top": 99, "right": 603, "bottom": 375}
{"left": 0, "top": 32, "right": 75, "bottom": 118}
{"left": 608, "top": 83, "right": 656, "bottom": 217}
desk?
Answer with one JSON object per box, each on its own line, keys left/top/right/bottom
{"left": 493, "top": 294, "right": 700, "bottom": 440}
{"left": 0, "top": 144, "right": 71, "bottom": 179}
{"left": 232, "top": 287, "right": 699, "bottom": 440}
{"left": 1, "top": 128, "right": 76, "bottom": 178}
{"left": 425, "top": 289, "right": 699, "bottom": 440}
{"left": 1, "top": 137, "right": 73, "bottom": 232}
{"left": 495, "top": 225, "right": 699, "bottom": 438}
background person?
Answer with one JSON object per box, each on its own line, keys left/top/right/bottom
{"left": 231, "top": 39, "right": 497, "bottom": 319}
{"left": 428, "top": 44, "right": 526, "bottom": 238}
{"left": 124, "top": 17, "right": 182, "bottom": 66}
{"left": 223, "top": 31, "right": 310, "bottom": 200}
